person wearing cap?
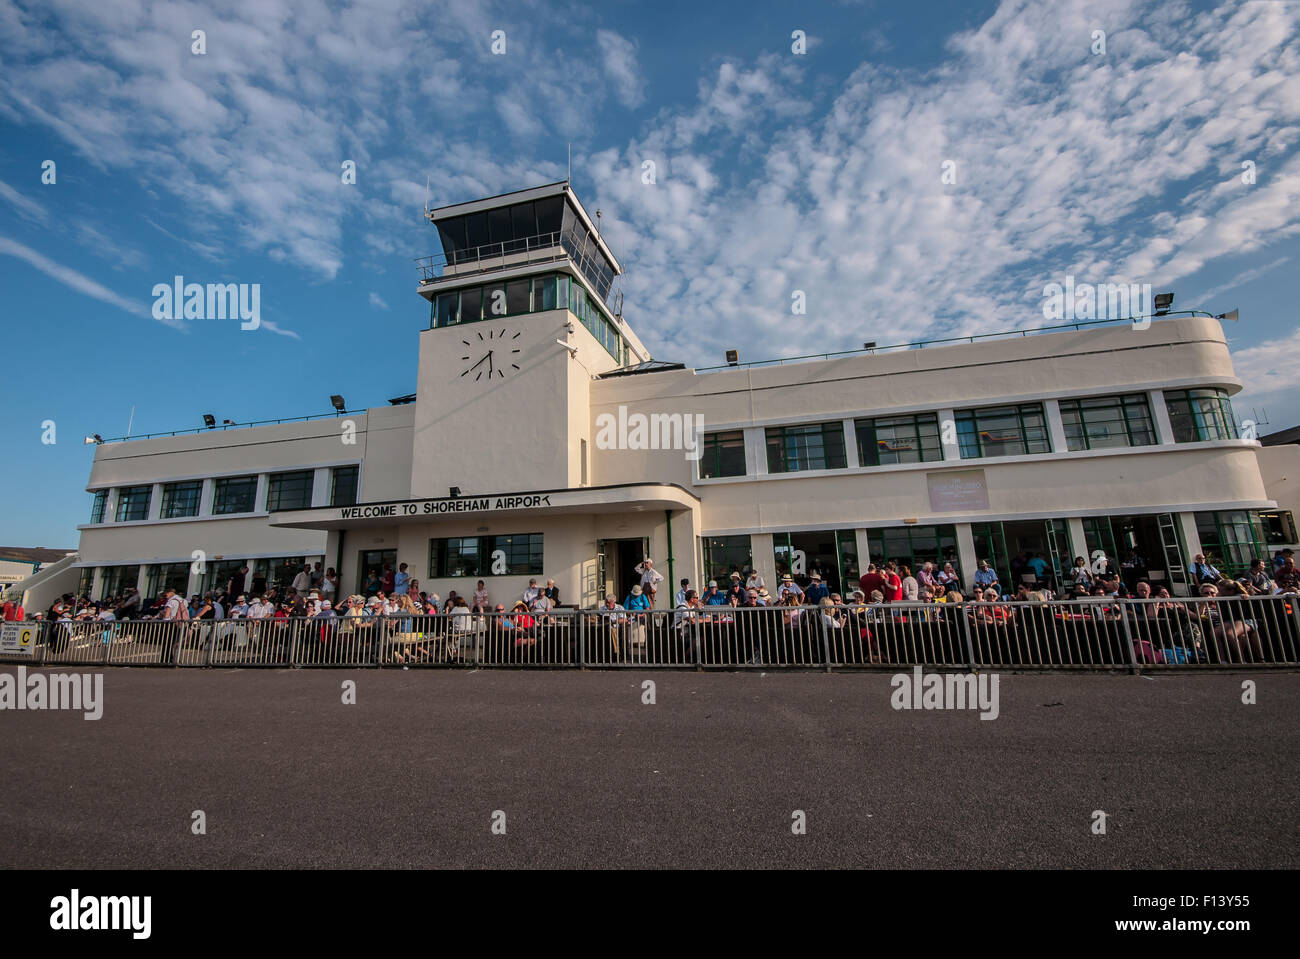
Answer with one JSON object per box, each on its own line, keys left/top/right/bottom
{"left": 777, "top": 573, "right": 803, "bottom": 602}
{"left": 625, "top": 583, "right": 651, "bottom": 612}
{"left": 804, "top": 571, "right": 830, "bottom": 604}
{"left": 675, "top": 578, "right": 691, "bottom": 607}
{"left": 634, "top": 559, "right": 665, "bottom": 607}
{"left": 703, "top": 580, "right": 727, "bottom": 606}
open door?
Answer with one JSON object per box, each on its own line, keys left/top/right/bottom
{"left": 970, "top": 522, "right": 1009, "bottom": 593}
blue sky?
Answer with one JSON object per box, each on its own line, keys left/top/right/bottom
{"left": 2, "top": 0, "right": 1298, "bottom": 546}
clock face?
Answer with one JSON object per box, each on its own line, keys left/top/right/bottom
{"left": 459, "top": 327, "right": 523, "bottom": 381}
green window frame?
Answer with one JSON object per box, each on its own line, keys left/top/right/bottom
{"left": 90, "top": 490, "right": 108, "bottom": 524}
{"left": 101, "top": 565, "right": 140, "bottom": 599}
{"left": 866, "top": 525, "right": 960, "bottom": 579}
{"left": 77, "top": 568, "right": 95, "bottom": 598}
{"left": 266, "top": 470, "right": 314, "bottom": 512}
{"left": 765, "top": 422, "right": 847, "bottom": 473}
{"left": 955, "top": 403, "right": 1051, "bottom": 459}
{"left": 1059, "top": 394, "right": 1156, "bottom": 451}
{"left": 1194, "top": 510, "right": 1266, "bottom": 578}
{"left": 146, "top": 562, "right": 191, "bottom": 599}
{"left": 1165, "top": 389, "right": 1238, "bottom": 443}
{"left": 330, "top": 466, "right": 359, "bottom": 507}
{"left": 855, "top": 413, "right": 942, "bottom": 466}
{"left": 701, "top": 535, "right": 753, "bottom": 586}
{"left": 114, "top": 485, "right": 152, "bottom": 522}
{"left": 213, "top": 476, "right": 258, "bottom": 515}
{"left": 161, "top": 480, "right": 203, "bottom": 518}
{"left": 699, "top": 430, "right": 747, "bottom": 479}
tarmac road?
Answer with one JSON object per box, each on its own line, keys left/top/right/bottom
{"left": 1, "top": 667, "right": 1295, "bottom": 869}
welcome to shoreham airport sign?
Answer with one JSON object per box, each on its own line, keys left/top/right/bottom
{"left": 339, "top": 494, "right": 553, "bottom": 520}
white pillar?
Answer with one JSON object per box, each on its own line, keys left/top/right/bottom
{"left": 955, "top": 523, "right": 977, "bottom": 593}
{"left": 147, "top": 483, "right": 163, "bottom": 520}
{"left": 1149, "top": 389, "right": 1175, "bottom": 444}
{"left": 255, "top": 474, "right": 270, "bottom": 513}
{"left": 1043, "top": 399, "right": 1068, "bottom": 453}
{"left": 938, "top": 408, "right": 961, "bottom": 461}
{"left": 854, "top": 528, "right": 872, "bottom": 571}
{"left": 311, "top": 468, "right": 330, "bottom": 507}
{"left": 198, "top": 479, "right": 215, "bottom": 516}
{"left": 750, "top": 532, "right": 776, "bottom": 588}
{"left": 842, "top": 418, "right": 860, "bottom": 469}
{"left": 745, "top": 427, "right": 768, "bottom": 476}
{"left": 1066, "top": 517, "right": 1089, "bottom": 565}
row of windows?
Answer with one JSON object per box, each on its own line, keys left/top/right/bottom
{"left": 89, "top": 466, "right": 359, "bottom": 523}
{"left": 435, "top": 197, "right": 566, "bottom": 263}
{"left": 432, "top": 273, "right": 625, "bottom": 363}
{"left": 429, "top": 534, "right": 544, "bottom": 578}
{"left": 698, "top": 390, "right": 1238, "bottom": 478}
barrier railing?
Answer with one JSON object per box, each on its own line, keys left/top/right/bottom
{"left": 4, "top": 595, "right": 1297, "bottom": 670}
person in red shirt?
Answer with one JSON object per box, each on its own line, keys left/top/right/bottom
{"left": 859, "top": 564, "right": 885, "bottom": 599}
{"left": 882, "top": 564, "right": 903, "bottom": 602}
{"left": 2, "top": 599, "right": 24, "bottom": 621}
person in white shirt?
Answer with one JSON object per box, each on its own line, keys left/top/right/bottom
{"left": 522, "top": 579, "right": 542, "bottom": 605}
{"left": 745, "top": 571, "right": 765, "bottom": 591}
{"left": 230, "top": 595, "right": 250, "bottom": 618}
{"left": 634, "top": 559, "right": 665, "bottom": 606}
{"left": 777, "top": 574, "right": 803, "bottom": 602}
{"left": 291, "top": 564, "right": 311, "bottom": 593}
{"left": 675, "top": 579, "right": 690, "bottom": 607}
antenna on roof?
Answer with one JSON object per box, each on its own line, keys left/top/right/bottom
{"left": 567, "top": 142, "right": 571, "bottom": 183}
{"left": 423, "top": 175, "right": 431, "bottom": 221}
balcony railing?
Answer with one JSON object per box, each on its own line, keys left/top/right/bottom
{"left": 416, "top": 227, "right": 617, "bottom": 301}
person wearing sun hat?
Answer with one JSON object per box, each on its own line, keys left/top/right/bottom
{"left": 778, "top": 573, "right": 804, "bottom": 602}
{"left": 624, "top": 583, "right": 651, "bottom": 612}
{"left": 804, "top": 571, "right": 830, "bottom": 604}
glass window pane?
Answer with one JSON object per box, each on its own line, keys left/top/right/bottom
{"left": 487, "top": 206, "right": 511, "bottom": 246}
{"left": 330, "top": 466, "right": 359, "bottom": 507}
{"left": 506, "top": 279, "right": 531, "bottom": 316}
{"left": 535, "top": 196, "right": 563, "bottom": 236}
{"left": 511, "top": 202, "right": 537, "bottom": 242}
{"left": 465, "top": 212, "right": 489, "bottom": 251}
{"left": 435, "top": 291, "right": 459, "bottom": 327}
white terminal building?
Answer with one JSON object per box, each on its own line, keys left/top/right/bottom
{"left": 45, "top": 183, "right": 1300, "bottom": 607}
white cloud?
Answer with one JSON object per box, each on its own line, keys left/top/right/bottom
{"left": 0, "top": 178, "right": 47, "bottom": 223}
{"left": 597, "top": 29, "right": 645, "bottom": 109}
{"left": 1229, "top": 327, "right": 1300, "bottom": 426}
{"left": 369, "top": 291, "right": 389, "bottom": 310}
{"left": 0, "top": 234, "right": 167, "bottom": 326}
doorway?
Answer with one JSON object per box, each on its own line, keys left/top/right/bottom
{"left": 596, "top": 537, "right": 649, "bottom": 604}
{"left": 358, "top": 549, "right": 396, "bottom": 595}
{"left": 972, "top": 519, "right": 1071, "bottom": 592}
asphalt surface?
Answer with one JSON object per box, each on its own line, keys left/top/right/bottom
{"left": 1, "top": 666, "right": 1296, "bottom": 869}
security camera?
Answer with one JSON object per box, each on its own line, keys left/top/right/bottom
{"left": 556, "top": 340, "right": 578, "bottom": 356}
{"left": 564, "top": 321, "right": 575, "bottom": 334}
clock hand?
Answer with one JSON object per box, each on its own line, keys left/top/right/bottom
{"left": 468, "top": 353, "right": 491, "bottom": 372}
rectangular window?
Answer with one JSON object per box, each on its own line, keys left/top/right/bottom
{"left": 77, "top": 568, "right": 95, "bottom": 599}
{"left": 213, "top": 476, "right": 258, "bottom": 515}
{"left": 161, "top": 481, "right": 203, "bottom": 518}
{"left": 1195, "top": 510, "right": 1266, "bottom": 578}
{"left": 867, "top": 525, "right": 960, "bottom": 579}
{"left": 429, "top": 534, "right": 542, "bottom": 577}
{"left": 1059, "top": 394, "right": 1156, "bottom": 451}
{"left": 701, "top": 535, "right": 753, "bottom": 586}
{"left": 510, "top": 201, "right": 537, "bottom": 244}
{"left": 465, "top": 212, "right": 489, "bottom": 252}
{"left": 483, "top": 283, "right": 506, "bottom": 319}
{"left": 856, "top": 413, "right": 942, "bottom": 466}
{"left": 1165, "top": 389, "right": 1238, "bottom": 443}
{"left": 114, "top": 485, "right": 152, "bottom": 522}
{"left": 484, "top": 533, "right": 543, "bottom": 575}
{"left": 536, "top": 274, "right": 558, "bottom": 311}
{"left": 535, "top": 196, "right": 563, "bottom": 236}
{"left": 699, "top": 430, "right": 747, "bottom": 478}
{"left": 90, "top": 490, "right": 108, "bottom": 524}
{"left": 101, "top": 565, "right": 140, "bottom": 599}
{"left": 487, "top": 206, "right": 512, "bottom": 246}
{"left": 330, "top": 466, "right": 359, "bottom": 507}
{"left": 255, "top": 556, "right": 307, "bottom": 591}
{"left": 955, "top": 403, "right": 1051, "bottom": 459}
{"left": 556, "top": 274, "right": 570, "bottom": 310}
{"left": 765, "top": 422, "right": 847, "bottom": 473}
{"left": 266, "top": 470, "right": 314, "bottom": 512}
{"left": 506, "top": 278, "right": 531, "bottom": 316}
{"left": 434, "top": 291, "right": 459, "bottom": 327}
{"left": 146, "top": 562, "right": 191, "bottom": 599}
{"left": 460, "top": 286, "right": 483, "bottom": 324}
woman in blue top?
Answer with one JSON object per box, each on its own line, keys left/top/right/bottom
{"left": 625, "top": 584, "right": 651, "bottom": 611}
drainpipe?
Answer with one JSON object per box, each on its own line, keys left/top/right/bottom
{"left": 665, "top": 510, "right": 675, "bottom": 600}
{"left": 335, "top": 529, "right": 346, "bottom": 592}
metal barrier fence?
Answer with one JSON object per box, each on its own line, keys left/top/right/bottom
{"left": 4, "top": 596, "right": 1298, "bottom": 670}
